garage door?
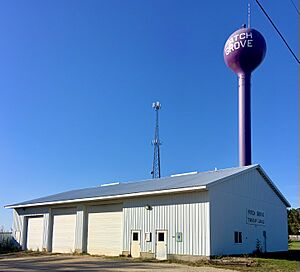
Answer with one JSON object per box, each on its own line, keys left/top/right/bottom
{"left": 87, "top": 204, "right": 122, "bottom": 256}
{"left": 27, "top": 217, "right": 44, "bottom": 251}
{"left": 52, "top": 211, "right": 76, "bottom": 253}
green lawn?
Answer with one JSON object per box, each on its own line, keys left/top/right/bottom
{"left": 213, "top": 258, "right": 299, "bottom": 272}
{"left": 256, "top": 258, "right": 299, "bottom": 272}
{"left": 209, "top": 248, "right": 300, "bottom": 272}
{"left": 161, "top": 245, "right": 300, "bottom": 272}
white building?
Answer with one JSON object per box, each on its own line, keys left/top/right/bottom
{"left": 6, "top": 164, "right": 289, "bottom": 259}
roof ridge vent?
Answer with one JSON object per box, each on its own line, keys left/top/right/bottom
{"left": 100, "top": 182, "right": 120, "bottom": 187}
{"left": 171, "top": 171, "right": 198, "bottom": 177}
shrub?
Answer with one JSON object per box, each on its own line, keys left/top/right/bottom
{"left": 253, "top": 239, "right": 262, "bottom": 256}
{"left": 0, "top": 235, "right": 21, "bottom": 254}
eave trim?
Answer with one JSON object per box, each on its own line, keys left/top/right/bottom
{"left": 5, "top": 185, "right": 207, "bottom": 209}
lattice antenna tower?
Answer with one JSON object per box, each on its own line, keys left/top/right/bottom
{"left": 151, "top": 102, "right": 162, "bottom": 179}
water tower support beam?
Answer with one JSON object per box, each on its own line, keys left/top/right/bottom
{"left": 238, "top": 73, "right": 252, "bottom": 166}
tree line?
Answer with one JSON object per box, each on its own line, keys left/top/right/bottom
{"left": 288, "top": 208, "right": 300, "bottom": 235}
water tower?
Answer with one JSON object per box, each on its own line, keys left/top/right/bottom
{"left": 224, "top": 26, "right": 266, "bottom": 166}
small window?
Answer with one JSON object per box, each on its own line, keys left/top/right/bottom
{"left": 158, "top": 232, "right": 165, "bottom": 242}
{"left": 234, "top": 231, "right": 242, "bottom": 243}
{"left": 133, "top": 232, "right": 139, "bottom": 241}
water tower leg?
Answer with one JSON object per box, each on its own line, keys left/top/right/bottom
{"left": 238, "top": 73, "right": 252, "bottom": 166}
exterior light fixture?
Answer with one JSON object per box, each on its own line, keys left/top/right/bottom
{"left": 145, "top": 205, "right": 152, "bottom": 210}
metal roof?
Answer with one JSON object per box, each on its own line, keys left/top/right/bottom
{"left": 5, "top": 164, "right": 290, "bottom": 208}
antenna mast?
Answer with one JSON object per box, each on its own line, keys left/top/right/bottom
{"left": 248, "top": 3, "right": 251, "bottom": 28}
{"left": 151, "top": 102, "right": 162, "bottom": 179}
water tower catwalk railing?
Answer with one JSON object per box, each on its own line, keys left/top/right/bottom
{"left": 224, "top": 26, "right": 266, "bottom": 166}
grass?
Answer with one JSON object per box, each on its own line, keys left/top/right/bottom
{"left": 253, "top": 258, "right": 298, "bottom": 272}
{"left": 129, "top": 245, "right": 300, "bottom": 272}
{"left": 209, "top": 258, "right": 299, "bottom": 272}
{"left": 155, "top": 255, "right": 299, "bottom": 272}
{"left": 107, "top": 251, "right": 299, "bottom": 272}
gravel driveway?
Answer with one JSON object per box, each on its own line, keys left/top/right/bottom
{"left": 0, "top": 253, "right": 238, "bottom": 272}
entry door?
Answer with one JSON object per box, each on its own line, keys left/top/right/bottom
{"left": 156, "top": 230, "right": 167, "bottom": 260}
{"left": 263, "top": 231, "right": 267, "bottom": 252}
{"left": 131, "top": 230, "right": 141, "bottom": 258}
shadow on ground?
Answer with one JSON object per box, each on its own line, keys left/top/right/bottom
{"left": 253, "top": 249, "right": 300, "bottom": 261}
{"left": 0, "top": 254, "right": 206, "bottom": 272}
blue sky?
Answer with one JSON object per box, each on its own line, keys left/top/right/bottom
{"left": 0, "top": 0, "right": 298, "bottom": 230}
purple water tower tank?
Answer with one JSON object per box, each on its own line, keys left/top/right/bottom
{"left": 224, "top": 26, "right": 266, "bottom": 166}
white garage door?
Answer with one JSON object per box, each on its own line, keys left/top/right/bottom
{"left": 27, "top": 217, "right": 44, "bottom": 251}
{"left": 87, "top": 204, "right": 122, "bottom": 256}
{"left": 52, "top": 212, "right": 76, "bottom": 253}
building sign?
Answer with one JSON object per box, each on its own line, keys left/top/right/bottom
{"left": 224, "top": 32, "right": 253, "bottom": 56}
{"left": 246, "top": 208, "right": 265, "bottom": 226}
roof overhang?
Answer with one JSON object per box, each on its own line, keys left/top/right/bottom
{"left": 255, "top": 166, "right": 291, "bottom": 207}
{"left": 5, "top": 185, "right": 207, "bottom": 209}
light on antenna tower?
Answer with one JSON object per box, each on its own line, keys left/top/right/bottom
{"left": 151, "top": 101, "right": 162, "bottom": 179}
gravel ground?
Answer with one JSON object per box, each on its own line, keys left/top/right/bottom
{"left": 0, "top": 253, "right": 238, "bottom": 272}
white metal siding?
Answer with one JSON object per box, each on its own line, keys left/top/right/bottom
{"left": 52, "top": 211, "right": 76, "bottom": 253}
{"left": 123, "top": 191, "right": 210, "bottom": 256}
{"left": 26, "top": 217, "right": 44, "bottom": 251}
{"left": 209, "top": 169, "right": 288, "bottom": 256}
{"left": 14, "top": 206, "right": 85, "bottom": 253}
{"left": 12, "top": 209, "right": 23, "bottom": 245}
{"left": 74, "top": 206, "right": 87, "bottom": 252}
{"left": 14, "top": 207, "right": 50, "bottom": 250}
{"left": 87, "top": 204, "right": 122, "bottom": 256}
{"left": 44, "top": 211, "right": 53, "bottom": 251}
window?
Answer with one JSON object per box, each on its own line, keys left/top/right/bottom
{"left": 234, "top": 231, "right": 242, "bottom": 243}
{"left": 133, "top": 232, "right": 139, "bottom": 241}
{"left": 158, "top": 232, "right": 165, "bottom": 242}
